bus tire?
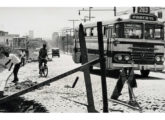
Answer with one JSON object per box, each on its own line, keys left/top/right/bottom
{"left": 140, "top": 70, "right": 150, "bottom": 77}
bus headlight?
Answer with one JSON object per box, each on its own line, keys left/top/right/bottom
{"left": 124, "top": 55, "right": 130, "bottom": 61}
{"left": 155, "top": 56, "right": 160, "bottom": 62}
{"left": 161, "top": 57, "right": 164, "bottom": 62}
{"left": 117, "top": 55, "right": 122, "bottom": 61}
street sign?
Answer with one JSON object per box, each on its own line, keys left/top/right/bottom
{"left": 130, "top": 14, "right": 157, "bottom": 21}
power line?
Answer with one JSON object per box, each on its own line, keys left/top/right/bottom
{"left": 78, "top": 7, "right": 117, "bottom": 21}
{"left": 68, "top": 19, "right": 79, "bottom": 33}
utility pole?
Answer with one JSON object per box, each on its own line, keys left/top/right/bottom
{"left": 114, "top": 6, "right": 116, "bottom": 16}
{"left": 89, "top": 7, "right": 93, "bottom": 21}
{"left": 64, "top": 28, "right": 73, "bottom": 53}
{"left": 78, "top": 7, "right": 117, "bottom": 20}
{"left": 68, "top": 19, "right": 79, "bottom": 34}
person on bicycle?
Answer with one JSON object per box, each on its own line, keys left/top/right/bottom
{"left": 38, "top": 43, "right": 48, "bottom": 75}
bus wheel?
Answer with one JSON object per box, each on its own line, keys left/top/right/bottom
{"left": 140, "top": 70, "right": 150, "bottom": 77}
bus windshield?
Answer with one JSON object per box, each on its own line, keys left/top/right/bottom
{"left": 145, "top": 24, "right": 164, "bottom": 40}
{"left": 115, "top": 22, "right": 143, "bottom": 39}
{"left": 115, "top": 22, "right": 164, "bottom": 40}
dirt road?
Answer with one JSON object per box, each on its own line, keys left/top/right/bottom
{"left": 1, "top": 54, "right": 165, "bottom": 112}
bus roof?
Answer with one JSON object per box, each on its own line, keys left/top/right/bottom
{"left": 83, "top": 14, "right": 164, "bottom": 28}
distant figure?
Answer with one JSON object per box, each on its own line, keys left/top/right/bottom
{"left": 145, "top": 30, "right": 151, "bottom": 39}
{"left": 38, "top": 44, "right": 48, "bottom": 75}
{"left": 20, "top": 50, "right": 26, "bottom": 66}
{"left": 1, "top": 51, "right": 21, "bottom": 84}
{"left": 129, "top": 29, "right": 133, "bottom": 38}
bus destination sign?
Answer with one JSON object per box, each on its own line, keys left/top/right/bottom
{"left": 130, "top": 14, "right": 157, "bottom": 21}
{"left": 137, "top": 7, "right": 150, "bottom": 14}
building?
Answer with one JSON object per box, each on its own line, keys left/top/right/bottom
{"left": 29, "top": 30, "right": 34, "bottom": 39}
{"left": 0, "top": 30, "right": 19, "bottom": 48}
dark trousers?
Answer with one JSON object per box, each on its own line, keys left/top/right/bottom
{"left": 39, "top": 59, "right": 47, "bottom": 73}
{"left": 13, "top": 62, "right": 21, "bottom": 82}
{"left": 21, "top": 57, "right": 25, "bottom": 66}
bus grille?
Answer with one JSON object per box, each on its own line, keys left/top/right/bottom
{"left": 129, "top": 44, "right": 155, "bottom": 64}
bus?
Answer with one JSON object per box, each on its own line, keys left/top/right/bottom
{"left": 72, "top": 9, "right": 165, "bottom": 77}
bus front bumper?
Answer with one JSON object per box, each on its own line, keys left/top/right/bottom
{"left": 112, "top": 63, "right": 164, "bottom": 71}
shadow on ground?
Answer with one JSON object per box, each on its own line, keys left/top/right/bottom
{"left": 0, "top": 97, "right": 48, "bottom": 112}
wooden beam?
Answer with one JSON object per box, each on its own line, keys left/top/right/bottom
{"left": 0, "top": 58, "right": 99, "bottom": 104}
{"left": 78, "top": 24, "right": 96, "bottom": 112}
{"left": 97, "top": 22, "right": 108, "bottom": 113}
{"left": 109, "top": 99, "right": 142, "bottom": 112}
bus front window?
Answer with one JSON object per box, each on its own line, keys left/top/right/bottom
{"left": 115, "top": 22, "right": 143, "bottom": 39}
{"left": 145, "top": 24, "right": 163, "bottom": 40}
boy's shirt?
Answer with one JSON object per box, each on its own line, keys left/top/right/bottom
{"left": 5, "top": 54, "right": 21, "bottom": 71}
{"left": 9, "top": 54, "right": 21, "bottom": 64}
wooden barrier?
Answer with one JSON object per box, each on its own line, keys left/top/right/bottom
{"left": 79, "top": 24, "right": 96, "bottom": 112}
{"left": 71, "top": 77, "right": 79, "bottom": 88}
{"left": 111, "top": 67, "right": 137, "bottom": 100}
{"left": 97, "top": 22, "right": 108, "bottom": 112}
{"left": 111, "top": 68, "right": 127, "bottom": 100}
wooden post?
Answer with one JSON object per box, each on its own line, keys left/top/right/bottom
{"left": 72, "top": 77, "right": 79, "bottom": 88}
{"left": 78, "top": 24, "right": 96, "bottom": 112}
{"left": 97, "top": 22, "right": 108, "bottom": 113}
{"left": 111, "top": 68, "right": 127, "bottom": 100}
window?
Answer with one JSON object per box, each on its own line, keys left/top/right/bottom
{"left": 86, "top": 28, "right": 91, "bottom": 36}
{"left": 90, "top": 28, "right": 93, "bottom": 36}
{"left": 145, "top": 24, "right": 163, "bottom": 40}
{"left": 115, "top": 23, "right": 124, "bottom": 38}
{"left": 93, "top": 27, "right": 97, "bottom": 36}
{"left": 115, "top": 22, "right": 143, "bottom": 39}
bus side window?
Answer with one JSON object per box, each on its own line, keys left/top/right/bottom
{"left": 93, "top": 27, "right": 97, "bottom": 36}
{"left": 86, "top": 28, "right": 91, "bottom": 36}
{"left": 90, "top": 28, "right": 93, "bottom": 36}
{"left": 105, "top": 27, "right": 110, "bottom": 38}
{"left": 84, "top": 29, "right": 87, "bottom": 36}
{"left": 103, "top": 26, "right": 106, "bottom": 35}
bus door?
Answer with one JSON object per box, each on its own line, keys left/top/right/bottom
{"left": 106, "top": 27, "right": 113, "bottom": 69}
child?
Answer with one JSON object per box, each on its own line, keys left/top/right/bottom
{"left": 2, "top": 51, "right": 21, "bottom": 83}
{"left": 20, "top": 50, "right": 26, "bottom": 66}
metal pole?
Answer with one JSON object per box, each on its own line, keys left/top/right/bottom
{"left": 70, "top": 29, "right": 72, "bottom": 53}
{"left": 89, "top": 7, "right": 92, "bottom": 21}
{"left": 67, "top": 31, "right": 68, "bottom": 53}
{"left": 114, "top": 7, "right": 116, "bottom": 16}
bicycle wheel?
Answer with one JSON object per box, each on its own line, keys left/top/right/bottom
{"left": 42, "top": 66, "right": 48, "bottom": 77}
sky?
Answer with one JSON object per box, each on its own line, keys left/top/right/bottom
{"left": 0, "top": 7, "right": 131, "bottom": 39}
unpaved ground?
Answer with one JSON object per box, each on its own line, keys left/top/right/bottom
{"left": 1, "top": 54, "right": 165, "bottom": 113}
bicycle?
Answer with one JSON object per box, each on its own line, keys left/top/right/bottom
{"left": 39, "top": 58, "right": 48, "bottom": 77}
